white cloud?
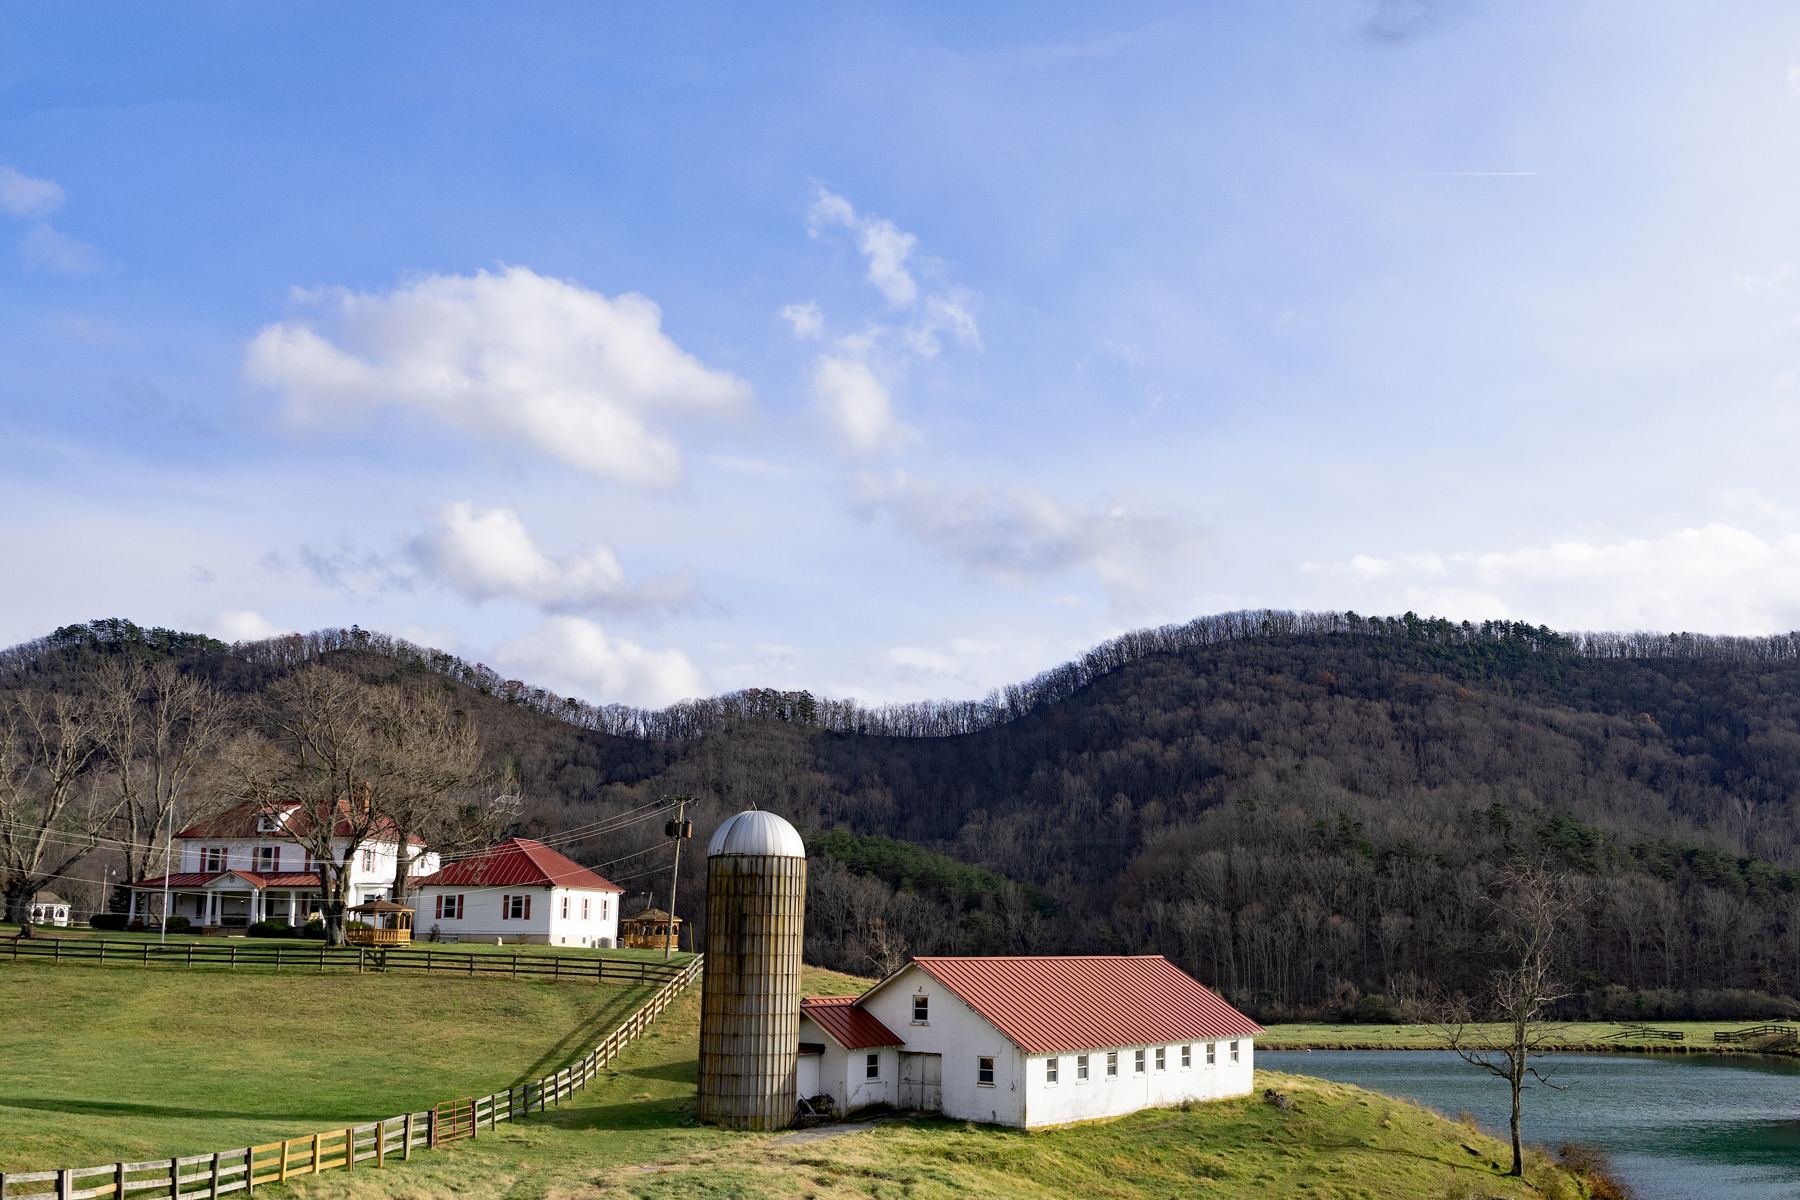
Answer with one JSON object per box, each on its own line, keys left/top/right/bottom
{"left": 1305, "top": 523, "right": 1800, "bottom": 633}
{"left": 244, "top": 266, "right": 751, "bottom": 486}
{"left": 814, "top": 358, "right": 909, "bottom": 453}
{"left": 211, "top": 610, "right": 285, "bottom": 642}
{"left": 21, "top": 223, "right": 99, "bottom": 273}
{"left": 854, "top": 471, "right": 1206, "bottom": 602}
{"left": 808, "top": 189, "right": 918, "bottom": 306}
{"left": 409, "top": 501, "right": 695, "bottom": 614}
{"left": 887, "top": 646, "right": 959, "bottom": 674}
{"left": 1734, "top": 263, "right": 1792, "bottom": 292}
{"left": 781, "top": 301, "right": 824, "bottom": 338}
{"left": 0, "top": 168, "right": 63, "bottom": 217}
{"left": 903, "top": 293, "right": 983, "bottom": 358}
{"left": 495, "top": 616, "right": 707, "bottom": 707}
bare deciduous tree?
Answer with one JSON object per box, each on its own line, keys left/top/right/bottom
{"left": 97, "top": 659, "right": 233, "bottom": 905}
{"left": 1434, "top": 863, "right": 1585, "bottom": 1177}
{"left": 373, "top": 683, "right": 499, "bottom": 900}
{"left": 0, "top": 692, "right": 109, "bottom": 932}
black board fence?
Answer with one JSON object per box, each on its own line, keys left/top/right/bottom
{"left": 0, "top": 937, "right": 690, "bottom": 986}
{"left": 0, "top": 955, "right": 703, "bottom": 1200}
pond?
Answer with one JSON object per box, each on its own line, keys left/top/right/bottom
{"left": 1259, "top": 1049, "right": 1800, "bottom": 1200}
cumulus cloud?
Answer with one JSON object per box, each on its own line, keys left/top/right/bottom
{"left": 211, "top": 610, "right": 285, "bottom": 642}
{"left": 410, "top": 501, "right": 696, "bottom": 614}
{"left": 495, "top": 616, "right": 707, "bottom": 708}
{"left": 854, "top": 471, "right": 1206, "bottom": 602}
{"left": 244, "top": 266, "right": 752, "bottom": 486}
{"left": 808, "top": 189, "right": 918, "bottom": 306}
{"left": 1304, "top": 523, "right": 1800, "bottom": 633}
{"left": 781, "top": 301, "right": 824, "bottom": 338}
{"left": 0, "top": 167, "right": 64, "bottom": 217}
{"left": 814, "top": 358, "right": 910, "bottom": 452}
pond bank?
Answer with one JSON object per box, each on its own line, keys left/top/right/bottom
{"left": 1258, "top": 1020, "right": 1799, "bottom": 1055}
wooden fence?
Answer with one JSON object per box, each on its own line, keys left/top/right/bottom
{"left": 0, "top": 937, "right": 690, "bottom": 986}
{"left": 1713, "top": 1023, "right": 1797, "bottom": 1043}
{"left": 0, "top": 955, "right": 704, "bottom": 1200}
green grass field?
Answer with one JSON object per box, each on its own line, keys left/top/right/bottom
{"left": 1259, "top": 1020, "right": 1798, "bottom": 1053}
{"left": 0, "top": 923, "right": 698, "bottom": 964}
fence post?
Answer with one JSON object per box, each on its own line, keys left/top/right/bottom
{"left": 279, "top": 1139, "right": 289, "bottom": 1183}
{"left": 310, "top": 1133, "right": 320, "bottom": 1175}
{"left": 243, "top": 1148, "right": 253, "bottom": 1196}
{"left": 402, "top": 1113, "right": 413, "bottom": 1161}
{"left": 168, "top": 1157, "right": 179, "bottom": 1200}
{"left": 376, "top": 1119, "right": 385, "bottom": 1168}
{"left": 357, "top": 948, "right": 365, "bottom": 974}
{"left": 427, "top": 1107, "right": 438, "bottom": 1150}
{"left": 208, "top": 1152, "right": 219, "bottom": 1200}
{"left": 345, "top": 1127, "right": 354, "bottom": 1171}
{"left": 57, "top": 1170, "right": 70, "bottom": 1200}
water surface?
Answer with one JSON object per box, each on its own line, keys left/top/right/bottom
{"left": 1260, "top": 1049, "right": 1800, "bottom": 1200}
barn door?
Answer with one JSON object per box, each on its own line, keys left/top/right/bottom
{"left": 899, "top": 1053, "right": 942, "bottom": 1112}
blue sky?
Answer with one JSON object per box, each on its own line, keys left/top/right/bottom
{"left": 6, "top": 1, "right": 1800, "bottom": 707}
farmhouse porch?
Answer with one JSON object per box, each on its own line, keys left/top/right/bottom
{"left": 127, "top": 870, "right": 330, "bottom": 929}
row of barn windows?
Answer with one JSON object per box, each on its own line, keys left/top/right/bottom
{"left": 969, "top": 1042, "right": 1241, "bottom": 1088}
{"left": 200, "top": 847, "right": 382, "bottom": 872}
{"left": 432, "top": 894, "right": 612, "bottom": 921}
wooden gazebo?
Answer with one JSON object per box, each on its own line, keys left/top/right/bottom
{"left": 345, "top": 898, "right": 414, "bottom": 947}
{"left": 619, "top": 906, "right": 682, "bottom": 950}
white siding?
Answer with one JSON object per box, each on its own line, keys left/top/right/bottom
{"left": 415, "top": 885, "right": 620, "bottom": 946}
{"left": 797, "top": 1015, "right": 900, "bottom": 1117}
{"left": 860, "top": 965, "right": 1026, "bottom": 1126}
{"left": 1021, "top": 1037, "right": 1254, "bottom": 1128}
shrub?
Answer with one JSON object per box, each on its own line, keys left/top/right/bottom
{"left": 1350, "top": 992, "right": 1403, "bottom": 1024}
{"left": 89, "top": 914, "right": 130, "bottom": 931}
{"left": 301, "top": 920, "right": 327, "bottom": 939}
{"left": 247, "top": 920, "right": 291, "bottom": 938}
{"left": 164, "top": 915, "right": 191, "bottom": 933}
{"left": 344, "top": 920, "right": 372, "bottom": 932}
{"left": 426, "top": 924, "right": 442, "bottom": 943}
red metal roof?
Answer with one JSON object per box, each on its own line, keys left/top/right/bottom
{"left": 880, "top": 956, "right": 1263, "bottom": 1055}
{"left": 178, "top": 802, "right": 425, "bottom": 845}
{"left": 412, "top": 838, "right": 622, "bottom": 892}
{"left": 801, "top": 996, "right": 905, "bottom": 1050}
{"left": 129, "top": 871, "right": 324, "bottom": 890}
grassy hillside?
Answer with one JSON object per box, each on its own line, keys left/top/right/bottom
{"left": 0, "top": 959, "right": 663, "bottom": 1170}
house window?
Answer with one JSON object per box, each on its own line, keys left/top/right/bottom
{"left": 1045, "top": 1057, "right": 1059, "bottom": 1085}
{"left": 1106, "top": 1052, "right": 1118, "bottom": 1079}
{"left": 255, "top": 846, "right": 279, "bottom": 872}
{"left": 503, "top": 894, "right": 530, "bottom": 920}
{"left": 561, "top": 896, "right": 570, "bottom": 919}
{"left": 1230, "top": 1041, "right": 1240, "bottom": 1064}
{"left": 202, "top": 847, "right": 225, "bottom": 872}
{"left": 866, "top": 1053, "right": 880, "bottom": 1080}
{"left": 1135, "top": 1049, "right": 1146, "bottom": 1075}
{"left": 912, "top": 994, "right": 929, "bottom": 1024}
{"left": 603, "top": 898, "right": 610, "bottom": 919}
{"left": 256, "top": 815, "right": 277, "bottom": 832}
{"left": 1155, "top": 1047, "right": 1166, "bottom": 1072}
{"left": 1206, "top": 1043, "right": 1216, "bottom": 1066}
{"left": 977, "top": 1057, "right": 995, "bottom": 1086}
{"left": 360, "top": 849, "right": 374, "bottom": 872}
{"left": 435, "top": 895, "right": 464, "bottom": 920}
{"left": 1077, "top": 1054, "right": 1090, "bottom": 1082}
{"left": 1181, "top": 1045, "right": 1191, "bottom": 1069}
{"left": 582, "top": 898, "right": 591, "bottom": 920}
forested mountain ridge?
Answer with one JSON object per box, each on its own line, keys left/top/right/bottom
{"left": 8, "top": 613, "right": 1800, "bottom": 1019}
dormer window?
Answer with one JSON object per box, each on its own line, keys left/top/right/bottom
{"left": 256, "top": 815, "right": 278, "bottom": 833}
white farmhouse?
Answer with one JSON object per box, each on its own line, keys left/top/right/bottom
{"left": 127, "top": 802, "right": 436, "bottom": 929}
{"left": 411, "top": 837, "right": 623, "bottom": 947}
{"left": 799, "top": 955, "right": 1261, "bottom": 1128}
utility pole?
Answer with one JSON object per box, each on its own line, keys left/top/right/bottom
{"left": 160, "top": 796, "right": 175, "bottom": 946}
{"left": 662, "top": 796, "right": 694, "bottom": 960}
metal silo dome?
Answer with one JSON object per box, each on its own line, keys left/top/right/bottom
{"left": 697, "top": 808, "right": 808, "bottom": 1130}
{"left": 707, "top": 809, "right": 807, "bottom": 858}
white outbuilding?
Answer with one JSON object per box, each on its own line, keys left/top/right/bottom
{"left": 798, "top": 955, "right": 1261, "bottom": 1128}
{"left": 410, "top": 837, "right": 623, "bottom": 946}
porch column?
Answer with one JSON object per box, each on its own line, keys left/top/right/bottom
{"left": 206, "top": 891, "right": 217, "bottom": 926}
{"left": 127, "top": 891, "right": 138, "bottom": 921}
{"left": 287, "top": 891, "right": 297, "bottom": 926}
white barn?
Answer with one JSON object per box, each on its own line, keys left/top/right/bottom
{"left": 798, "top": 955, "right": 1261, "bottom": 1128}
{"left": 411, "top": 837, "right": 623, "bottom": 947}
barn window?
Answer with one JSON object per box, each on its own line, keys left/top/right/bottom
{"left": 1045, "top": 1057, "right": 1059, "bottom": 1085}
{"left": 1181, "top": 1045, "right": 1191, "bottom": 1069}
{"left": 912, "top": 995, "right": 929, "bottom": 1024}
{"left": 1134, "top": 1050, "right": 1146, "bottom": 1075}
{"left": 561, "top": 896, "right": 570, "bottom": 919}
{"left": 1154, "top": 1047, "right": 1166, "bottom": 1072}
{"left": 603, "top": 898, "right": 610, "bottom": 919}
{"left": 1206, "top": 1042, "right": 1216, "bottom": 1066}
{"left": 866, "top": 1053, "right": 880, "bottom": 1080}
{"left": 977, "top": 1057, "right": 995, "bottom": 1086}
{"left": 1106, "top": 1052, "right": 1118, "bottom": 1079}
{"left": 582, "top": 898, "right": 591, "bottom": 920}
{"left": 1230, "top": 1041, "right": 1240, "bottom": 1063}
{"left": 1076, "top": 1054, "right": 1090, "bottom": 1081}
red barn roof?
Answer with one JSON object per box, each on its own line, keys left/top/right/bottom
{"left": 413, "top": 838, "right": 622, "bottom": 892}
{"left": 178, "top": 802, "right": 425, "bottom": 845}
{"left": 868, "top": 956, "right": 1263, "bottom": 1055}
{"left": 801, "top": 996, "right": 905, "bottom": 1050}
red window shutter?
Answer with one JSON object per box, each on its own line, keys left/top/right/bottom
{"left": 501, "top": 894, "right": 509, "bottom": 919}
{"left": 524, "top": 895, "right": 531, "bottom": 920}
{"left": 434, "top": 896, "right": 442, "bottom": 919}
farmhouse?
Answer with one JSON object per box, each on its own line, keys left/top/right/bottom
{"left": 797, "top": 955, "right": 1260, "bottom": 1128}
{"left": 126, "top": 802, "right": 435, "bottom": 930}
{"left": 411, "top": 837, "right": 623, "bottom": 947}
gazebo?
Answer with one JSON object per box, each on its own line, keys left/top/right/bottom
{"left": 345, "top": 898, "right": 415, "bottom": 946}
{"left": 619, "top": 906, "right": 682, "bottom": 950}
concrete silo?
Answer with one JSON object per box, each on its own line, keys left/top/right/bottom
{"left": 696, "top": 808, "right": 807, "bottom": 1130}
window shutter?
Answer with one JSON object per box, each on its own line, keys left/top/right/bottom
{"left": 501, "top": 895, "right": 509, "bottom": 919}
{"left": 434, "top": 896, "right": 442, "bottom": 919}
{"left": 524, "top": 895, "right": 531, "bottom": 920}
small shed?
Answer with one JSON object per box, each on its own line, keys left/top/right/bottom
{"left": 619, "top": 906, "right": 683, "bottom": 950}
{"left": 30, "top": 892, "right": 71, "bottom": 927}
{"left": 345, "top": 898, "right": 414, "bottom": 946}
